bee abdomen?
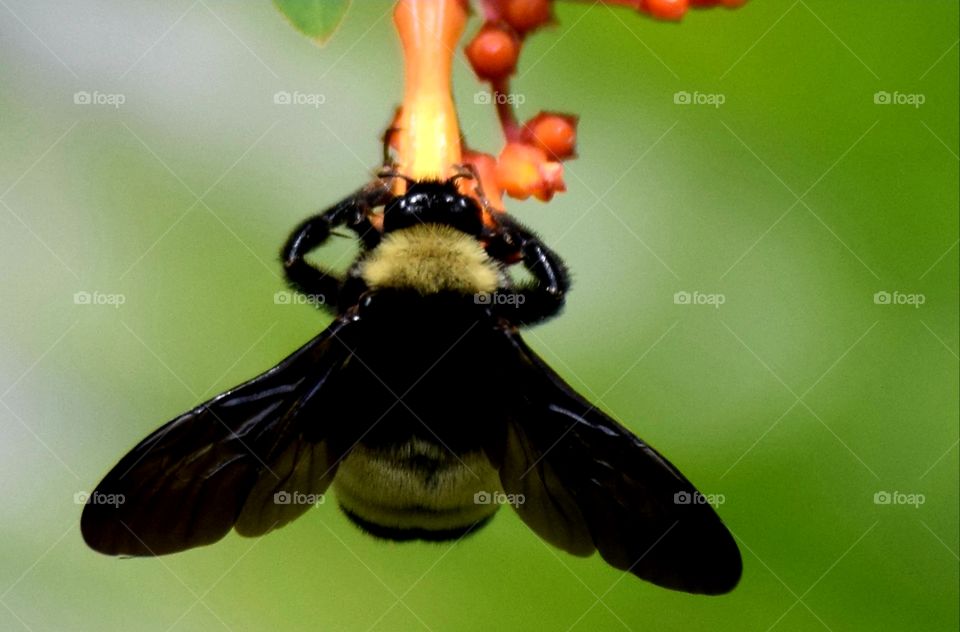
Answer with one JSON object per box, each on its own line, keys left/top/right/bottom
{"left": 333, "top": 438, "right": 502, "bottom": 541}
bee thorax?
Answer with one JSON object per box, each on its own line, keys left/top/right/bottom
{"left": 359, "top": 224, "right": 499, "bottom": 295}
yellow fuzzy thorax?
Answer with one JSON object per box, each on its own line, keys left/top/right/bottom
{"left": 360, "top": 224, "right": 499, "bottom": 294}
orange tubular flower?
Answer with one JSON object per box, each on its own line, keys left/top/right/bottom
{"left": 393, "top": 0, "right": 467, "bottom": 184}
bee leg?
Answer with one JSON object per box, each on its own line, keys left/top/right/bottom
{"left": 339, "top": 262, "right": 371, "bottom": 310}
{"left": 496, "top": 228, "right": 570, "bottom": 326}
{"left": 281, "top": 183, "right": 390, "bottom": 312}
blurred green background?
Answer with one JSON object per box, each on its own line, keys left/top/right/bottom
{"left": 1, "top": 1, "right": 957, "bottom": 630}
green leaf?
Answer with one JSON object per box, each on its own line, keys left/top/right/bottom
{"left": 273, "top": 0, "right": 351, "bottom": 46}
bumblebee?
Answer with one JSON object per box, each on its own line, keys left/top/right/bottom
{"left": 81, "top": 174, "right": 741, "bottom": 594}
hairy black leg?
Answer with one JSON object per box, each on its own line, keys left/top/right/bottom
{"left": 281, "top": 182, "right": 390, "bottom": 313}
{"left": 489, "top": 218, "right": 570, "bottom": 326}
{"left": 339, "top": 262, "right": 370, "bottom": 310}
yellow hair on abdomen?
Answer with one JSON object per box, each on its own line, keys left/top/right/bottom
{"left": 333, "top": 439, "right": 502, "bottom": 531}
{"left": 360, "top": 224, "right": 499, "bottom": 295}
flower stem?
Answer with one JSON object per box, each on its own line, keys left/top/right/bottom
{"left": 491, "top": 77, "right": 522, "bottom": 143}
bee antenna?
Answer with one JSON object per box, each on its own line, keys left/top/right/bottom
{"left": 448, "top": 164, "right": 478, "bottom": 185}
{"left": 451, "top": 163, "right": 500, "bottom": 217}
{"left": 377, "top": 168, "right": 416, "bottom": 186}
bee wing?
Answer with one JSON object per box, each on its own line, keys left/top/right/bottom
{"left": 81, "top": 316, "right": 360, "bottom": 556}
{"left": 492, "top": 327, "right": 742, "bottom": 595}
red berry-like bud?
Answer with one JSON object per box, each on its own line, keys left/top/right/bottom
{"left": 523, "top": 112, "right": 578, "bottom": 160}
{"left": 502, "top": 0, "right": 553, "bottom": 34}
{"left": 645, "top": 0, "right": 688, "bottom": 20}
{"left": 465, "top": 24, "right": 520, "bottom": 80}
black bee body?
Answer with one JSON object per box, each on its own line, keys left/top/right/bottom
{"left": 81, "top": 177, "right": 742, "bottom": 595}
{"left": 325, "top": 293, "right": 507, "bottom": 541}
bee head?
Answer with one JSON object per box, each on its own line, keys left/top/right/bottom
{"left": 382, "top": 180, "right": 483, "bottom": 237}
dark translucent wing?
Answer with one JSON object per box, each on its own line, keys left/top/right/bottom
{"left": 80, "top": 317, "right": 358, "bottom": 556}
{"left": 493, "top": 326, "right": 742, "bottom": 595}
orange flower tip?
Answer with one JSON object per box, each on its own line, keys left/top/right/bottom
{"left": 465, "top": 23, "right": 521, "bottom": 81}
{"left": 534, "top": 161, "right": 565, "bottom": 201}
{"left": 495, "top": 142, "right": 566, "bottom": 202}
{"left": 502, "top": 0, "right": 553, "bottom": 34}
{"left": 523, "top": 112, "right": 578, "bottom": 160}
{"left": 496, "top": 142, "right": 543, "bottom": 199}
